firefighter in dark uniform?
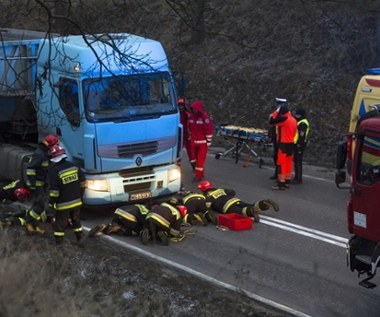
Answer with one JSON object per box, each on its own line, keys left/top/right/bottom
{"left": 0, "top": 180, "right": 30, "bottom": 228}
{"left": 25, "top": 134, "right": 59, "bottom": 234}
{"left": 197, "top": 180, "right": 280, "bottom": 223}
{"left": 140, "top": 201, "right": 188, "bottom": 246}
{"left": 171, "top": 191, "right": 217, "bottom": 226}
{"left": 88, "top": 204, "right": 150, "bottom": 237}
{"left": 48, "top": 145, "right": 86, "bottom": 245}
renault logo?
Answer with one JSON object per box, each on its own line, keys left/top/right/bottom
{"left": 135, "top": 156, "right": 143, "bottom": 166}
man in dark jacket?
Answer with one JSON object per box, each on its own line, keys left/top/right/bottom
{"left": 48, "top": 145, "right": 86, "bottom": 245}
{"left": 197, "top": 180, "right": 279, "bottom": 223}
{"left": 293, "top": 108, "right": 310, "bottom": 184}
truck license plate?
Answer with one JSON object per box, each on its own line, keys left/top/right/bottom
{"left": 130, "top": 191, "right": 152, "bottom": 201}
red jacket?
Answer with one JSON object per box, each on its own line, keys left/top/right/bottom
{"left": 189, "top": 101, "right": 214, "bottom": 145}
{"left": 270, "top": 110, "right": 297, "bottom": 144}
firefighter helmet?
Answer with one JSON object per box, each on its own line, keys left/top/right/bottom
{"left": 49, "top": 144, "right": 67, "bottom": 162}
{"left": 176, "top": 205, "right": 187, "bottom": 217}
{"left": 13, "top": 187, "right": 30, "bottom": 201}
{"left": 198, "top": 180, "right": 213, "bottom": 192}
{"left": 43, "top": 134, "right": 59, "bottom": 149}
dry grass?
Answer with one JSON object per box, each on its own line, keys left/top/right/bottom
{"left": 0, "top": 225, "right": 290, "bottom": 317}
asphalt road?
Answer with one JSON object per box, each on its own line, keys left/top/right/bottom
{"left": 82, "top": 147, "right": 380, "bottom": 317}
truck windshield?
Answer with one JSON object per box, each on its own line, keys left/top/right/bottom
{"left": 83, "top": 72, "right": 176, "bottom": 122}
{"left": 358, "top": 134, "right": 380, "bottom": 185}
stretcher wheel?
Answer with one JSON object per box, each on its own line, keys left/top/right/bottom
{"left": 215, "top": 153, "right": 221, "bottom": 159}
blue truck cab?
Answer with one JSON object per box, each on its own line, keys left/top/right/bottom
{"left": 0, "top": 29, "right": 182, "bottom": 205}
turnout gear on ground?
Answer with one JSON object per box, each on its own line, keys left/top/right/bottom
{"left": 188, "top": 100, "right": 214, "bottom": 181}
{"left": 48, "top": 148, "right": 85, "bottom": 244}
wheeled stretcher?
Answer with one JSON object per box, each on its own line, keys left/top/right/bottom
{"left": 215, "top": 125, "right": 270, "bottom": 167}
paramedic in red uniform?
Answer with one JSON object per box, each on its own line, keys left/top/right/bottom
{"left": 188, "top": 100, "right": 214, "bottom": 181}
{"left": 269, "top": 104, "right": 297, "bottom": 190}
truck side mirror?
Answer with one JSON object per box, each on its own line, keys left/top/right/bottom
{"left": 335, "top": 170, "right": 346, "bottom": 185}
{"left": 336, "top": 140, "right": 347, "bottom": 170}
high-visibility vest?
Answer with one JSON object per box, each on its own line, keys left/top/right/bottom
{"left": 294, "top": 118, "right": 310, "bottom": 144}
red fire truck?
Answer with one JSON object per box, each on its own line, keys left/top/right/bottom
{"left": 336, "top": 69, "right": 380, "bottom": 289}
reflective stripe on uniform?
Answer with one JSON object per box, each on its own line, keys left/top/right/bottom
{"left": 115, "top": 208, "right": 138, "bottom": 223}
{"left": 73, "top": 226, "right": 83, "bottom": 233}
{"left": 55, "top": 198, "right": 82, "bottom": 210}
{"left": 161, "top": 203, "right": 181, "bottom": 220}
{"left": 223, "top": 198, "right": 241, "bottom": 213}
{"left": 135, "top": 204, "right": 149, "bottom": 215}
{"left": 146, "top": 212, "right": 170, "bottom": 229}
{"left": 183, "top": 193, "right": 205, "bottom": 204}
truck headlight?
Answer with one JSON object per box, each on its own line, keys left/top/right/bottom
{"left": 86, "top": 179, "right": 109, "bottom": 192}
{"left": 168, "top": 166, "right": 181, "bottom": 183}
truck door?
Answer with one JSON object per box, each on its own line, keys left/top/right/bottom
{"left": 56, "top": 78, "right": 85, "bottom": 162}
{"left": 351, "top": 131, "right": 380, "bottom": 242}
{"left": 37, "top": 75, "right": 85, "bottom": 163}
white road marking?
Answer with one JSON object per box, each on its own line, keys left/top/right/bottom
{"left": 260, "top": 215, "right": 348, "bottom": 248}
{"left": 83, "top": 226, "right": 312, "bottom": 317}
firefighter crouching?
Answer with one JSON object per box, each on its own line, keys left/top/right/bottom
{"left": 140, "top": 201, "right": 190, "bottom": 246}
{"left": 173, "top": 191, "right": 218, "bottom": 226}
{"left": 0, "top": 180, "right": 30, "bottom": 228}
{"left": 89, "top": 204, "right": 150, "bottom": 237}
{"left": 48, "top": 145, "right": 86, "bottom": 245}
{"left": 197, "top": 180, "right": 279, "bottom": 223}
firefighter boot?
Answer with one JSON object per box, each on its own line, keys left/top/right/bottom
{"left": 0, "top": 218, "right": 12, "bottom": 228}
{"left": 204, "top": 210, "right": 218, "bottom": 225}
{"left": 104, "top": 223, "right": 121, "bottom": 235}
{"left": 75, "top": 232, "right": 84, "bottom": 244}
{"left": 271, "top": 181, "right": 286, "bottom": 190}
{"left": 262, "top": 199, "right": 280, "bottom": 212}
{"left": 55, "top": 236, "right": 64, "bottom": 245}
{"left": 140, "top": 228, "right": 150, "bottom": 245}
{"left": 25, "top": 222, "right": 36, "bottom": 234}
{"left": 192, "top": 213, "right": 208, "bottom": 226}
{"left": 88, "top": 224, "right": 107, "bottom": 237}
{"left": 34, "top": 224, "right": 45, "bottom": 235}
{"left": 157, "top": 231, "right": 169, "bottom": 246}
{"left": 249, "top": 205, "right": 260, "bottom": 223}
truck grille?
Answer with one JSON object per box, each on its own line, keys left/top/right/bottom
{"left": 117, "top": 141, "right": 157, "bottom": 157}
{"left": 98, "top": 137, "right": 176, "bottom": 159}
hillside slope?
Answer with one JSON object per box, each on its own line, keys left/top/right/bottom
{"left": 4, "top": 0, "right": 380, "bottom": 166}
